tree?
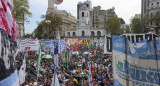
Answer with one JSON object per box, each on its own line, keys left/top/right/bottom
{"left": 106, "top": 17, "right": 122, "bottom": 35}
{"left": 130, "top": 14, "right": 143, "bottom": 33}
{"left": 150, "top": 11, "right": 160, "bottom": 34}
{"left": 12, "top": 0, "right": 32, "bottom": 21}
{"left": 35, "top": 14, "right": 62, "bottom": 39}
{"left": 124, "top": 26, "right": 131, "bottom": 33}
{"left": 24, "top": 33, "right": 31, "bottom": 38}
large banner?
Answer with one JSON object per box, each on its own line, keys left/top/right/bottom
{"left": 112, "top": 36, "right": 160, "bottom": 86}
{"left": 44, "top": 40, "right": 66, "bottom": 52}
{"left": 81, "top": 39, "right": 93, "bottom": 45}
{"left": 18, "top": 39, "right": 39, "bottom": 52}
{"left": 65, "top": 37, "right": 80, "bottom": 45}
{"left": 44, "top": 40, "right": 54, "bottom": 52}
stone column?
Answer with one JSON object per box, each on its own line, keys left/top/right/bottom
{"left": 48, "top": 0, "right": 54, "bottom": 9}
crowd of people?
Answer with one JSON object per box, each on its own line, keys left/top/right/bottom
{"left": 16, "top": 43, "right": 113, "bottom": 86}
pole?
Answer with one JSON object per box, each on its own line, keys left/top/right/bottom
{"left": 125, "top": 37, "right": 129, "bottom": 86}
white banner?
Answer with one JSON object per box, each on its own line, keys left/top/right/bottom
{"left": 18, "top": 39, "right": 39, "bottom": 52}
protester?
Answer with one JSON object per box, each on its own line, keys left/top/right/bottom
{"left": 16, "top": 42, "right": 113, "bottom": 86}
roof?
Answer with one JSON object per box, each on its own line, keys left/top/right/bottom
{"left": 66, "top": 28, "right": 76, "bottom": 31}
{"left": 90, "top": 27, "right": 104, "bottom": 30}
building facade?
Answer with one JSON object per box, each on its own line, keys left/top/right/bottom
{"left": 16, "top": 14, "right": 25, "bottom": 37}
{"left": 90, "top": 6, "right": 116, "bottom": 28}
{"left": 47, "top": 0, "right": 78, "bottom": 37}
{"left": 77, "top": 0, "right": 92, "bottom": 19}
{"left": 142, "top": 0, "right": 160, "bottom": 31}
{"left": 65, "top": 0, "right": 109, "bottom": 38}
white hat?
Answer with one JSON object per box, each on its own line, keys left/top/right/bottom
{"left": 34, "top": 82, "right": 37, "bottom": 85}
{"left": 81, "top": 72, "right": 84, "bottom": 75}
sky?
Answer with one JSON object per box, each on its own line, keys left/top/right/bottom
{"left": 25, "top": 0, "right": 141, "bottom": 34}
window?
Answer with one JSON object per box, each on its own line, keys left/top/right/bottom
{"left": 97, "top": 31, "right": 101, "bottom": 37}
{"left": 150, "top": 13, "right": 153, "bottom": 17}
{"left": 157, "top": 2, "right": 159, "bottom": 7}
{"left": 82, "top": 12, "right": 84, "bottom": 17}
{"left": 91, "top": 31, "right": 95, "bottom": 36}
{"left": 67, "top": 32, "right": 70, "bottom": 37}
{"left": 82, "top": 31, "right": 85, "bottom": 37}
{"left": 87, "top": 13, "right": 88, "bottom": 17}
{"left": 73, "top": 32, "right": 76, "bottom": 36}
{"left": 87, "top": 4, "right": 89, "bottom": 8}
{"left": 150, "top": 20, "right": 153, "bottom": 25}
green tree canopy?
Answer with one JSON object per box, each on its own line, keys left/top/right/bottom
{"left": 106, "top": 17, "right": 122, "bottom": 35}
{"left": 150, "top": 11, "right": 160, "bottom": 34}
{"left": 12, "top": 0, "right": 32, "bottom": 21}
{"left": 124, "top": 26, "right": 131, "bottom": 33}
{"left": 35, "top": 14, "right": 62, "bottom": 39}
{"left": 130, "top": 14, "right": 143, "bottom": 33}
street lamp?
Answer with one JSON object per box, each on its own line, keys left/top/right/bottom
{"left": 45, "top": 20, "right": 51, "bottom": 39}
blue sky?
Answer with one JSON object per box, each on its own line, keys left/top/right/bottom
{"left": 25, "top": 0, "right": 141, "bottom": 34}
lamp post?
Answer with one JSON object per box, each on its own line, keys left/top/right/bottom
{"left": 45, "top": 20, "right": 51, "bottom": 39}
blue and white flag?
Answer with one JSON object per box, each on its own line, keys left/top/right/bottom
{"left": 51, "top": 71, "right": 60, "bottom": 86}
{"left": 19, "top": 57, "right": 26, "bottom": 84}
{"left": 54, "top": 41, "right": 59, "bottom": 68}
{"left": 112, "top": 36, "right": 160, "bottom": 86}
{"left": 56, "top": 32, "right": 61, "bottom": 54}
{"left": 0, "top": 70, "right": 20, "bottom": 86}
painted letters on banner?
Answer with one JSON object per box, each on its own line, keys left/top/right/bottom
{"left": 65, "top": 37, "right": 80, "bottom": 45}
{"left": 112, "top": 36, "right": 160, "bottom": 86}
{"left": 81, "top": 40, "right": 93, "bottom": 45}
{"left": 18, "top": 39, "right": 39, "bottom": 52}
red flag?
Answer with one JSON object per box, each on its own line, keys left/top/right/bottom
{"left": 91, "top": 60, "right": 93, "bottom": 81}
{"left": 74, "top": 43, "right": 78, "bottom": 51}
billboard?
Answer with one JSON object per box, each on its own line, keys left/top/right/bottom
{"left": 112, "top": 36, "right": 160, "bottom": 86}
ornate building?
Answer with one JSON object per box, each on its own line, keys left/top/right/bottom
{"left": 46, "top": 0, "right": 78, "bottom": 38}
{"left": 65, "top": 0, "right": 117, "bottom": 38}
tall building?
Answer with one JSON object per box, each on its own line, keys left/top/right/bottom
{"left": 90, "top": 6, "right": 116, "bottom": 28}
{"left": 142, "top": 0, "right": 160, "bottom": 31}
{"left": 46, "top": 0, "right": 78, "bottom": 37}
{"left": 142, "top": 0, "right": 149, "bottom": 19}
{"left": 77, "top": 0, "right": 92, "bottom": 19}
